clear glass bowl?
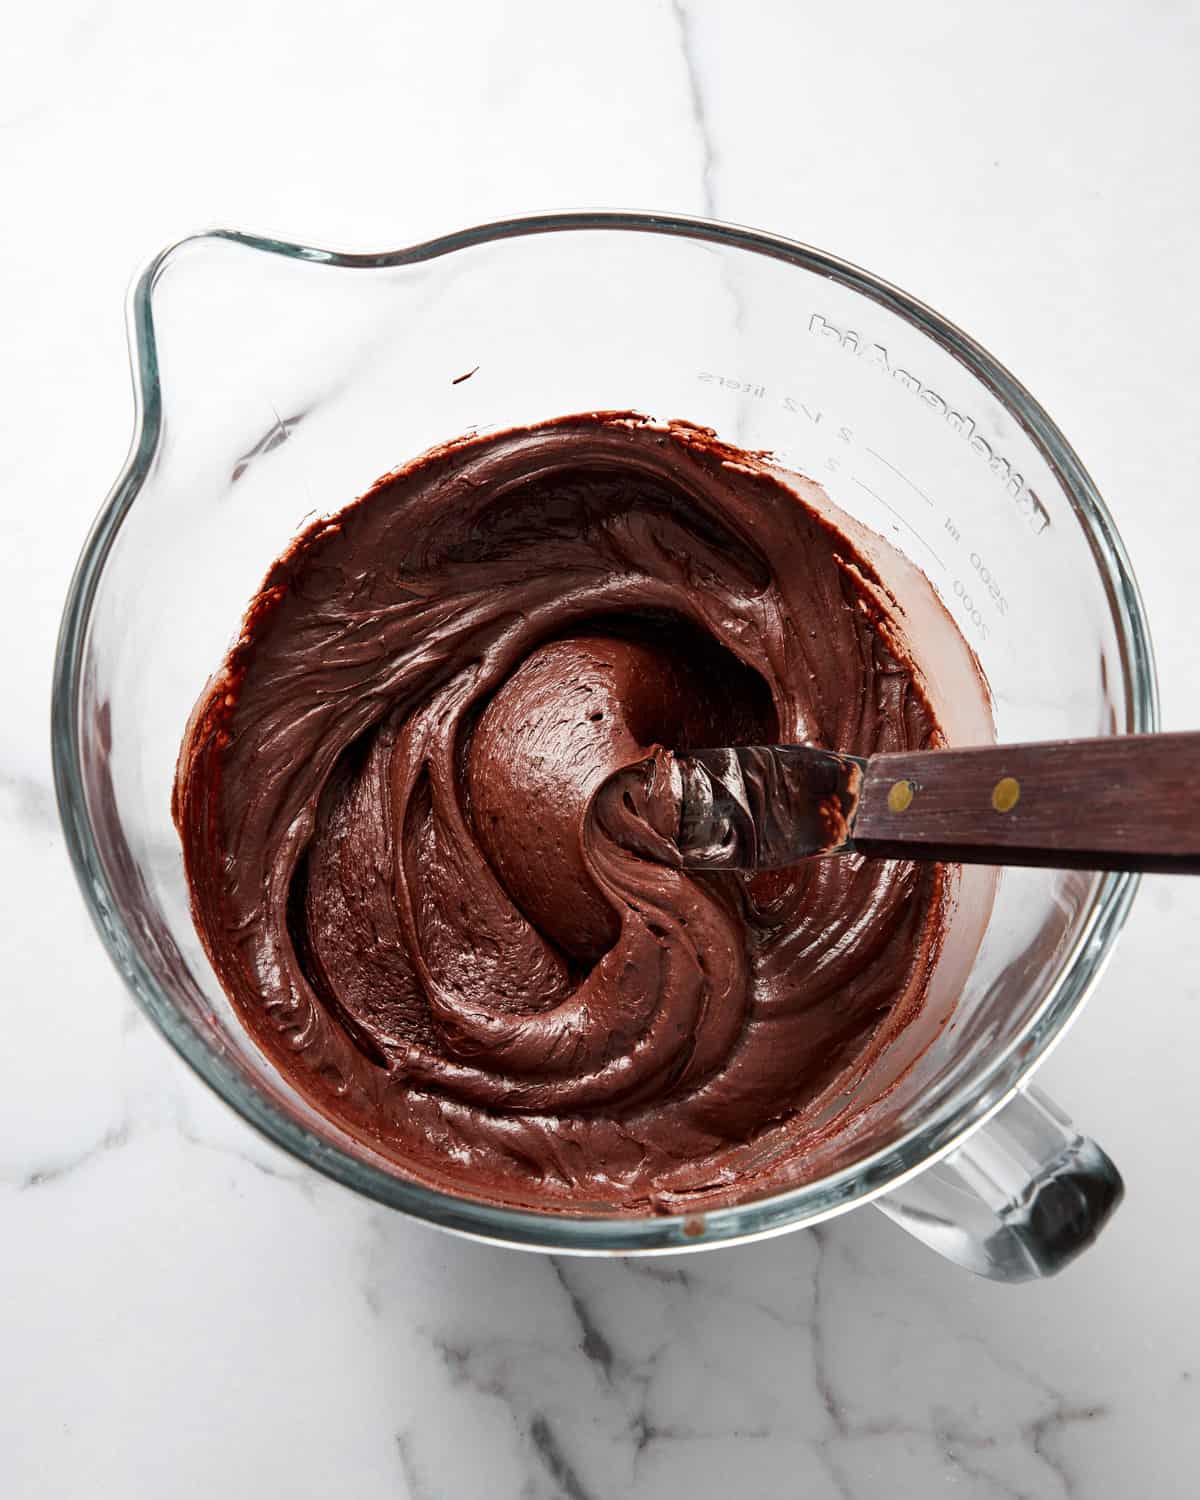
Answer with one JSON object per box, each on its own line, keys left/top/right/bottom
{"left": 51, "top": 212, "right": 1156, "bottom": 1270}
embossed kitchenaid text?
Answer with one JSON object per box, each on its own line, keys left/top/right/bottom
{"left": 808, "top": 315, "right": 1050, "bottom": 536}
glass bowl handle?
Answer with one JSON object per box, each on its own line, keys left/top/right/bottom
{"left": 874, "top": 1086, "right": 1123, "bottom": 1281}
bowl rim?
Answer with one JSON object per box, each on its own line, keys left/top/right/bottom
{"left": 50, "top": 209, "right": 1159, "bottom": 1252}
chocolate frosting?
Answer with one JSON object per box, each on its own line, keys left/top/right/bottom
{"left": 174, "top": 414, "right": 963, "bottom": 1214}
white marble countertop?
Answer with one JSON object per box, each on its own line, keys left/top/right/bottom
{"left": 4, "top": 3, "right": 1199, "bottom": 1495}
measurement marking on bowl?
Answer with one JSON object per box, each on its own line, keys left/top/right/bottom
{"left": 865, "top": 447, "right": 936, "bottom": 508}
{"left": 966, "top": 547, "right": 1010, "bottom": 619}
{"left": 851, "top": 477, "right": 947, "bottom": 571}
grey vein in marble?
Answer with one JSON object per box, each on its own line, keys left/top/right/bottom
{"left": 528, "top": 1413, "right": 599, "bottom": 1500}
{"left": 230, "top": 406, "right": 307, "bottom": 484}
{"left": 22, "top": 1121, "right": 131, "bottom": 1189}
{"left": 807, "top": 1227, "right": 856, "bottom": 1499}
{"left": 669, "top": 0, "right": 716, "bottom": 216}
{"left": 1027, "top": 1403, "right": 1109, "bottom": 1500}
{"left": 551, "top": 1259, "right": 617, "bottom": 1383}
{"left": 395, "top": 1431, "right": 434, "bottom": 1500}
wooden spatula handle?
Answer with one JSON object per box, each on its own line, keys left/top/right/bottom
{"left": 854, "top": 732, "right": 1200, "bottom": 874}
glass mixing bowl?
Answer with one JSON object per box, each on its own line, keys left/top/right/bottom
{"left": 52, "top": 212, "right": 1156, "bottom": 1279}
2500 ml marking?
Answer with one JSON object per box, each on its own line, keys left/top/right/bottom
{"left": 968, "top": 549, "right": 1009, "bottom": 617}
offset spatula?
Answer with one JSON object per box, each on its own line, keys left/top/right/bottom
{"left": 612, "top": 733, "right": 1200, "bottom": 875}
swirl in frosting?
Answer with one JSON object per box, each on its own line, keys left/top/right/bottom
{"left": 174, "top": 413, "right": 977, "bottom": 1213}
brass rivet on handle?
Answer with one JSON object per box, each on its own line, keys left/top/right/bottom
{"left": 887, "top": 779, "right": 915, "bottom": 813}
{"left": 992, "top": 776, "right": 1021, "bottom": 813}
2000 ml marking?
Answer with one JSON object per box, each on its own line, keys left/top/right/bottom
{"left": 808, "top": 314, "right": 1051, "bottom": 537}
